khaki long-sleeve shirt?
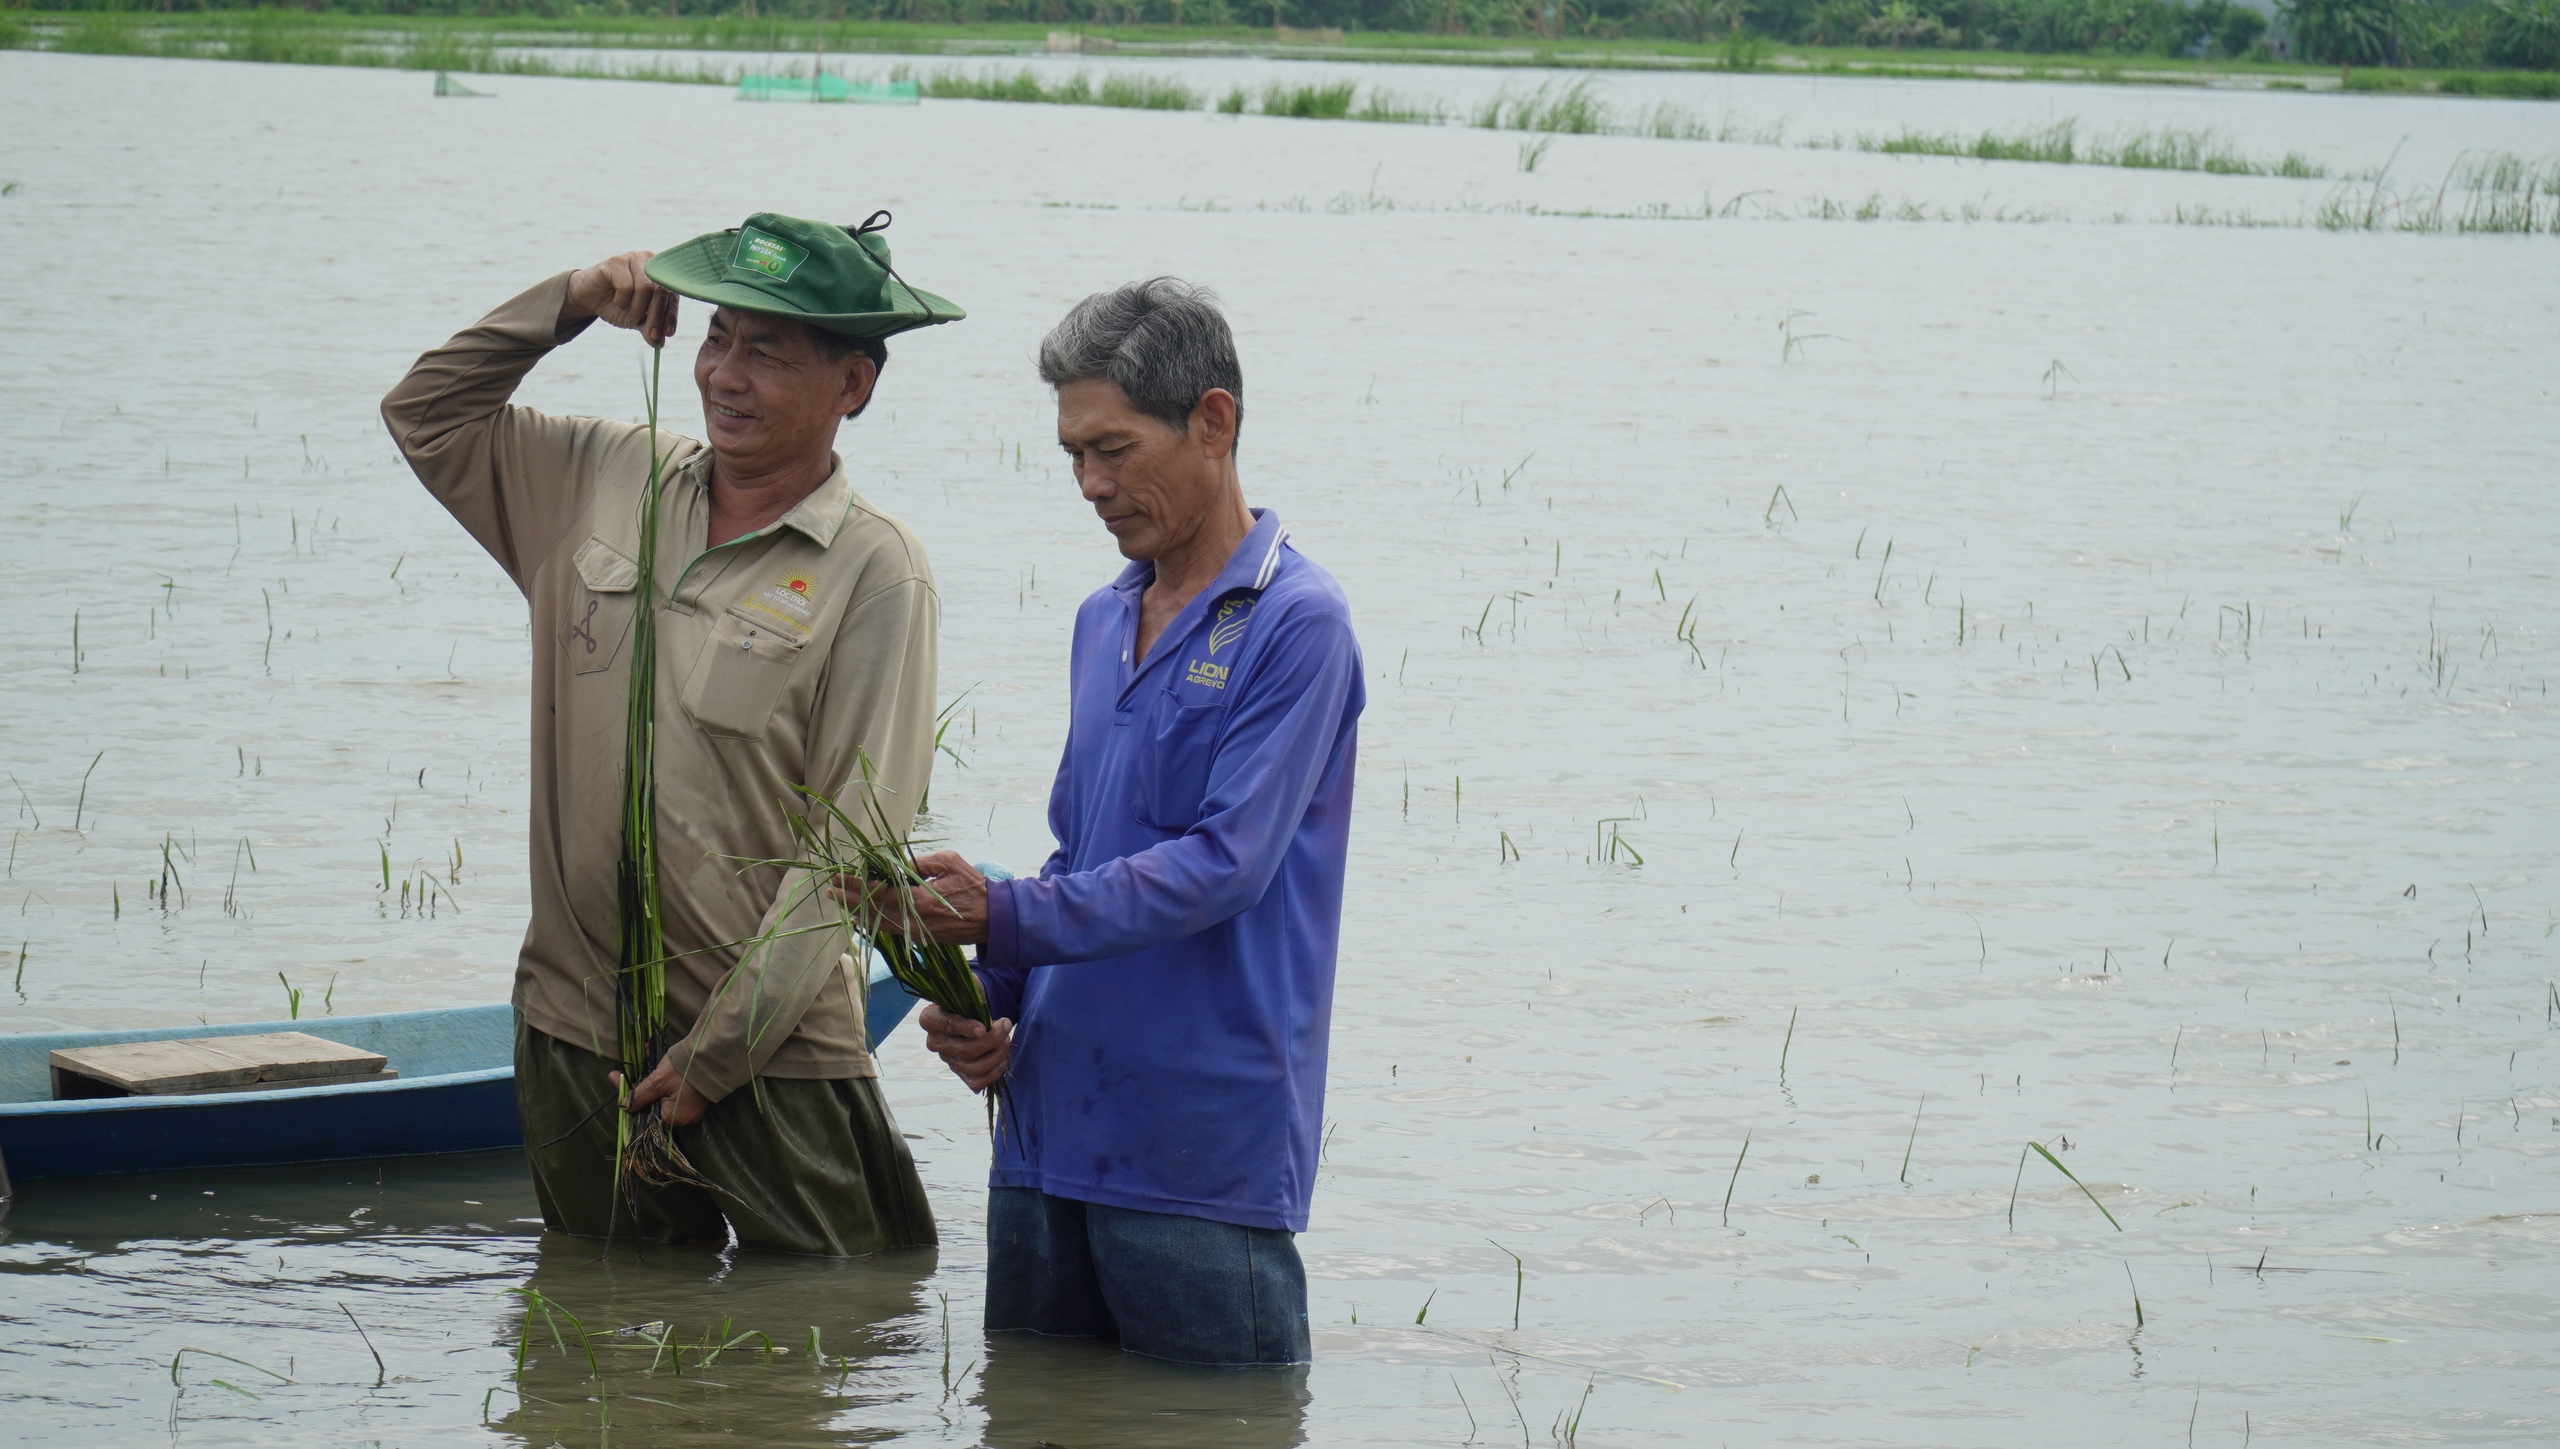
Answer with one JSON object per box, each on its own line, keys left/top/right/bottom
{"left": 383, "top": 273, "right": 937, "bottom": 1100}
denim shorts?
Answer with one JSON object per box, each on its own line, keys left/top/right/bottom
{"left": 983, "top": 1186, "right": 1311, "bottom": 1367}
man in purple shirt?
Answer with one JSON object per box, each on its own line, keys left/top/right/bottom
{"left": 881, "top": 278, "right": 1363, "bottom": 1367}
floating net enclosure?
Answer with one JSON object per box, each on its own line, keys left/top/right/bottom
{"left": 433, "top": 72, "right": 490, "bottom": 98}
{"left": 736, "top": 74, "right": 920, "bottom": 105}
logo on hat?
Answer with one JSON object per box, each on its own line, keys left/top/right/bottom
{"left": 731, "top": 226, "right": 809, "bottom": 283}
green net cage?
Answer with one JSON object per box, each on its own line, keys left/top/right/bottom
{"left": 735, "top": 74, "right": 921, "bottom": 105}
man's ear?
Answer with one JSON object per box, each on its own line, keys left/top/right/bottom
{"left": 838, "top": 353, "right": 881, "bottom": 420}
{"left": 1190, "top": 388, "right": 1239, "bottom": 460}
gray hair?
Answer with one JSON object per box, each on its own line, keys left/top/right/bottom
{"left": 1037, "top": 278, "right": 1244, "bottom": 440}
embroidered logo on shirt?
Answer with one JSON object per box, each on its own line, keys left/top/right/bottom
{"left": 1185, "top": 659, "right": 1229, "bottom": 690}
{"left": 1207, "top": 596, "right": 1255, "bottom": 655}
{"left": 739, "top": 572, "right": 819, "bottom": 635}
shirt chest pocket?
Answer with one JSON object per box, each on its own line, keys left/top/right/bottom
{"left": 563, "top": 536, "right": 638, "bottom": 676}
{"left": 679, "top": 605, "right": 809, "bottom": 741}
{"left": 1129, "top": 694, "right": 1224, "bottom": 832}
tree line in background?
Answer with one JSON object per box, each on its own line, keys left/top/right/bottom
{"left": 6, "top": 0, "right": 2556, "bottom": 69}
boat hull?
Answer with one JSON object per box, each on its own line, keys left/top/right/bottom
{"left": 0, "top": 1066, "right": 520, "bottom": 1180}
{"left": 0, "top": 976, "right": 920, "bottom": 1182}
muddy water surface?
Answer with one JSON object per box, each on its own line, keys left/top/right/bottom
{"left": 1, "top": 50, "right": 2555, "bottom": 1448}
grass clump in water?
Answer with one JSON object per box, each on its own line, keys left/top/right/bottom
{"left": 1099, "top": 72, "right": 1200, "bottom": 110}
{"left": 1861, "top": 119, "right": 2330, "bottom": 177}
{"left": 1636, "top": 103, "right": 1790, "bottom": 144}
{"left": 1354, "top": 89, "right": 1447, "bottom": 124}
{"left": 923, "top": 67, "right": 1198, "bottom": 111}
{"left": 1475, "top": 77, "right": 1607, "bottom": 134}
{"left": 1213, "top": 80, "right": 1438, "bottom": 123}
{"left": 2318, "top": 150, "right": 2560, "bottom": 232}
{"left": 1260, "top": 78, "right": 1357, "bottom": 119}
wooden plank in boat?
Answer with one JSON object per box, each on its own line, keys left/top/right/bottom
{"left": 49, "top": 1032, "right": 390, "bottom": 1099}
{"left": 51, "top": 1039, "right": 257, "bottom": 1096}
{"left": 196, "top": 1033, "right": 386, "bottom": 1081}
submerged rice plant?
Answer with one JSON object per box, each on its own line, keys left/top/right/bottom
{"left": 1098, "top": 72, "right": 1201, "bottom": 111}
{"left": 1353, "top": 89, "right": 1446, "bottom": 125}
{"left": 1859, "top": 120, "right": 2331, "bottom": 179}
{"left": 1474, "top": 77, "right": 1606, "bottom": 135}
{"left": 2008, "top": 1139, "right": 2125, "bottom": 1230}
{"left": 1636, "top": 103, "right": 1790, "bottom": 144}
{"left": 508, "top": 1287, "right": 598, "bottom": 1381}
{"left": 1869, "top": 119, "right": 2081, "bottom": 164}
{"left": 922, "top": 67, "right": 1198, "bottom": 112}
{"left": 2317, "top": 150, "right": 2560, "bottom": 233}
{"left": 1215, "top": 80, "right": 1437, "bottom": 124}
{"left": 1260, "top": 79, "right": 1357, "bottom": 120}
{"left": 2450, "top": 150, "right": 2560, "bottom": 231}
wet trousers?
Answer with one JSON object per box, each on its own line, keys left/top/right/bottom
{"left": 514, "top": 1017, "right": 935, "bottom": 1257}
{"left": 984, "top": 1186, "right": 1310, "bottom": 1366}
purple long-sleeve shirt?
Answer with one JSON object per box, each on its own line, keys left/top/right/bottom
{"left": 978, "top": 509, "right": 1362, "bottom": 1233}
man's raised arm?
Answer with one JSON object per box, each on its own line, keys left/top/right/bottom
{"left": 381, "top": 254, "right": 676, "bottom": 588}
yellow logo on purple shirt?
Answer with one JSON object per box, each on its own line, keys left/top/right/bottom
{"left": 1207, "top": 596, "right": 1255, "bottom": 655}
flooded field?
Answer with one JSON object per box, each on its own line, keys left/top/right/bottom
{"left": 539, "top": 45, "right": 2549, "bottom": 182}
{"left": 2, "top": 48, "right": 2555, "bottom": 1448}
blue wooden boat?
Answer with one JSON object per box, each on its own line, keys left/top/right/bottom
{"left": 0, "top": 971, "right": 920, "bottom": 1185}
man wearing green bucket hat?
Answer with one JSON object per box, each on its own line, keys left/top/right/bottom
{"left": 383, "top": 212, "right": 962, "bottom": 1256}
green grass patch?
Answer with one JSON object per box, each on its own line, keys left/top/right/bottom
{"left": 1859, "top": 119, "right": 2330, "bottom": 177}
{"left": 1474, "top": 76, "right": 1606, "bottom": 133}
{"left": 1260, "top": 78, "right": 1357, "bottom": 119}
{"left": 2432, "top": 69, "right": 2560, "bottom": 98}
{"left": 921, "top": 66, "right": 1201, "bottom": 110}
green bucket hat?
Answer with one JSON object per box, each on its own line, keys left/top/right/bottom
{"left": 645, "top": 210, "right": 964, "bottom": 340}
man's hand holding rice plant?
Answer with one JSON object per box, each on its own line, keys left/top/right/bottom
{"left": 917, "top": 1005, "right": 1010, "bottom": 1093}
{"left": 617, "top": 1057, "right": 711, "bottom": 1128}
{"left": 850, "top": 850, "right": 1012, "bottom": 1092}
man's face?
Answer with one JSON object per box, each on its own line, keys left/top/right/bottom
{"left": 1055, "top": 377, "right": 1226, "bottom": 562}
{"left": 693, "top": 308, "right": 875, "bottom": 471}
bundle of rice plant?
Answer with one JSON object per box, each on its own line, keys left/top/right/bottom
{"left": 612, "top": 343, "right": 718, "bottom": 1208}
{"left": 751, "top": 767, "right": 1011, "bottom": 1138}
